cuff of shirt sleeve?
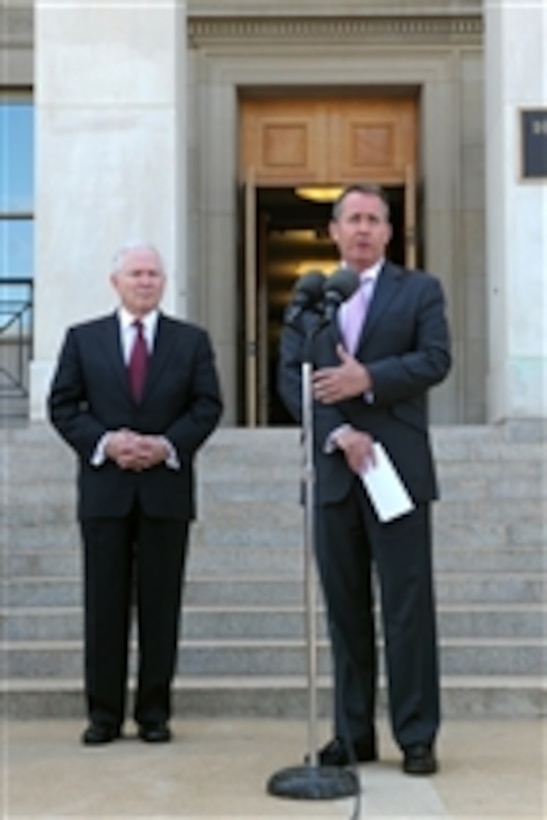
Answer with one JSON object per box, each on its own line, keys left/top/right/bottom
{"left": 161, "top": 436, "right": 180, "bottom": 470}
{"left": 90, "top": 432, "right": 110, "bottom": 467}
{"left": 324, "top": 423, "right": 353, "bottom": 454}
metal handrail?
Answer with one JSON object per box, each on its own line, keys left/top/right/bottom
{"left": 0, "top": 278, "right": 33, "bottom": 417}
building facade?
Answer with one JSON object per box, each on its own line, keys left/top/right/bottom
{"left": 1, "top": 0, "right": 545, "bottom": 428}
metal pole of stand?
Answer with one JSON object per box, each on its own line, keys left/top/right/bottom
{"left": 266, "top": 342, "right": 359, "bottom": 802}
{"left": 302, "top": 359, "right": 318, "bottom": 768}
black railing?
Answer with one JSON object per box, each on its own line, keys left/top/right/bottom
{"left": 0, "top": 278, "right": 33, "bottom": 420}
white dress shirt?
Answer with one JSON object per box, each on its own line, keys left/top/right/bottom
{"left": 325, "top": 258, "right": 385, "bottom": 453}
{"left": 91, "top": 308, "right": 178, "bottom": 469}
{"left": 118, "top": 306, "right": 158, "bottom": 364}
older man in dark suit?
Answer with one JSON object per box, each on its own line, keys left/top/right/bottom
{"left": 278, "top": 184, "right": 451, "bottom": 775}
{"left": 48, "top": 242, "right": 223, "bottom": 745}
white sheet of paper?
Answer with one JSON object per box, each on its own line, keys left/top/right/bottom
{"left": 360, "top": 442, "right": 415, "bottom": 523}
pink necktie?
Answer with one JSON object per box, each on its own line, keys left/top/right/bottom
{"left": 340, "top": 277, "right": 373, "bottom": 354}
{"left": 128, "top": 320, "right": 148, "bottom": 402}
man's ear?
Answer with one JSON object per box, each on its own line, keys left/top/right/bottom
{"left": 328, "top": 219, "right": 339, "bottom": 244}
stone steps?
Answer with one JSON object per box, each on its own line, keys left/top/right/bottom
{"left": 5, "top": 675, "right": 543, "bottom": 720}
{"left": 2, "top": 572, "right": 544, "bottom": 607}
{"left": 2, "top": 637, "right": 544, "bottom": 679}
{"left": 2, "top": 603, "right": 544, "bottom": 641}
{"left": 1, "top": 421, "right": 546, "bottom": 719}
{"left": 2, "top": 545, "right": 545, "bottom": 575}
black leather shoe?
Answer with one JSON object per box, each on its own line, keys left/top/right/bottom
{"left": 403, "top": 744, "right": 438, "bottom": 775}
{"left": 138, "top": 723, "right": 172, "bottom": 743}
{"left": 81, "top": 723, "right": 121, "bottom": 746}
{"left": 307, "top": 736, "right": 377, "bottom": 767}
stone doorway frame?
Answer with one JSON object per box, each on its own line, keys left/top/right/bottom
{"left": 188, "top": 42, "right": 464, "bottom": 425}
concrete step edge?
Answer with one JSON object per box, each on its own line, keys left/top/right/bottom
{"left": 5, "top": 546, "right": 545, "bottom": 556}
{"left": 3, "top": 571, "right": 546, "bottom": 582}
{"left": 3, "top": 636, "right": 545, "bottom": 650}
{"left": 2, "top": 602, "right": 545, "bottom": 615}
{"left": 2, "top": 674, "right": 545, "bottom": 691}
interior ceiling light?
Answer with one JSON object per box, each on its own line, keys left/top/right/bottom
{"left": 295, "top": 261, "right": 338, "bottom": 277}
{"left": 295, "top": 186, "right": 344, "bottom": 203}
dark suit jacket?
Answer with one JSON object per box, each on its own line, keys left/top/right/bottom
{"left": 278, "top": 261, "right": 451, "bottom": 506}
{"left": 48, "top": 312, "right": 223, "bottom": 520}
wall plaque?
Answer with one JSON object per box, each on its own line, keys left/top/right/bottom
{"left": 521, "top": 109, "right": 547, "bottom": 179}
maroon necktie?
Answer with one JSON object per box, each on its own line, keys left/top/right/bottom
{"left": 128, "top": 320, "right": 148, "bottom": 402}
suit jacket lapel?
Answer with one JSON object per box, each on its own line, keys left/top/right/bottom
{"left": 328, "top": 311, "right": 344, "bottom": 351}
{"left": 358, "top": 261, "right": 403, "bottom": 348}
{"left": 96, "top": 313, "right": 177, "bottom": 404}
{"left": 97, "top": 314, "right": 130, "bottom": 397}
{"left": 144, "top": 314, "right": 174, "bottom": 399}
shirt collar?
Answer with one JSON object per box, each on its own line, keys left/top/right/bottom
{"left": 358, "top": 259, "right": 384, "bottom": 282}
{"left": 118, "top": 307, "right": 159, "bottom": 337}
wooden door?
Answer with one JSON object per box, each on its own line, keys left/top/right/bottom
{"left": 404, "top": 163, "right": 417, "bottom": 269}
{"left": 239, "top": 95, "right": 419, "bottom": 424}
{"left": 244, "top": 169, "right": 258, "bottom": 426}
{"left": 328, "top": 99, "right": 417, "bottom": 184}
{"left": 240, "top": 96, "right": 417, "bottom": 186}
{"left": 240, "top": 99, "right": 329, "bottom": 185}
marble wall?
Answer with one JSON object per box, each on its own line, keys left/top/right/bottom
{"left": 29, "top": 0, "right": 187, "bottom": 419}
{"left": 485, "top": 0, "right": 547, "bottom": 421}
{"left": 4, "top": 1, "right": 544, "bottom": 423}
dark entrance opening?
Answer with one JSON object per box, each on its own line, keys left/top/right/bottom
{"left": 258, "top": 187, "right": 405, "bottom": 424}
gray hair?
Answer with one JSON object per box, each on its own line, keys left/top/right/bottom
{"left": 111, "top": 241, "right": 165, "bottom": 274}
{"left": 331, "top": 184, "right": 391, "bottom": 222}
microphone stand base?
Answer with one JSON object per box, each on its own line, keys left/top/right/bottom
{"left": 266, "top": 763, "right": 359, "bottom": 800}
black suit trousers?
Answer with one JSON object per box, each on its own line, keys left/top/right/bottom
{"left": 80, "top": 506, "right": 189, "bottom": 728}
{"left": 315, "top": 479, "right": 440, "bottom": 751}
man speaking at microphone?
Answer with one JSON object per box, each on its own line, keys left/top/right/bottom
{"left": 278, "top": 183, "right": 451, "bottom": 775}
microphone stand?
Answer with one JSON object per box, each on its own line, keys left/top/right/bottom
{"left": 266, "top": 314, "right": 359, "bottom": 801}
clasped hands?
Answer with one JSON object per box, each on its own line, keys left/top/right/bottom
{"left": 105, "top": 429, "right": 169, "bottom": 471}
{"left": 313, "top": 343, "right": 376, "bottom": 474}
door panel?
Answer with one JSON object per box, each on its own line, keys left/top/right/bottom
{"left": 404, "top": 163, "right": 417, "bottom": 269}
{"left": 240, "top": 96, "right": 417, "bottom": 185}
{"left": 329, "top": 99, "right": 417, "bottom": 183}
{"left": 244, "top": 169, "right": 257, "bottom": 426}
{"left": 257, "top": 211, "right": 269, "bottom": 424}
{"left": 240, "top": 99, "right": 328, "bottom": 184}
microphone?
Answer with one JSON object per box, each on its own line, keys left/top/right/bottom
{"left": 323, "top": 267, "right": 360, "bottom": 321}
{"left": 284, "top": 270, "right": 327, "bottom": 324}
